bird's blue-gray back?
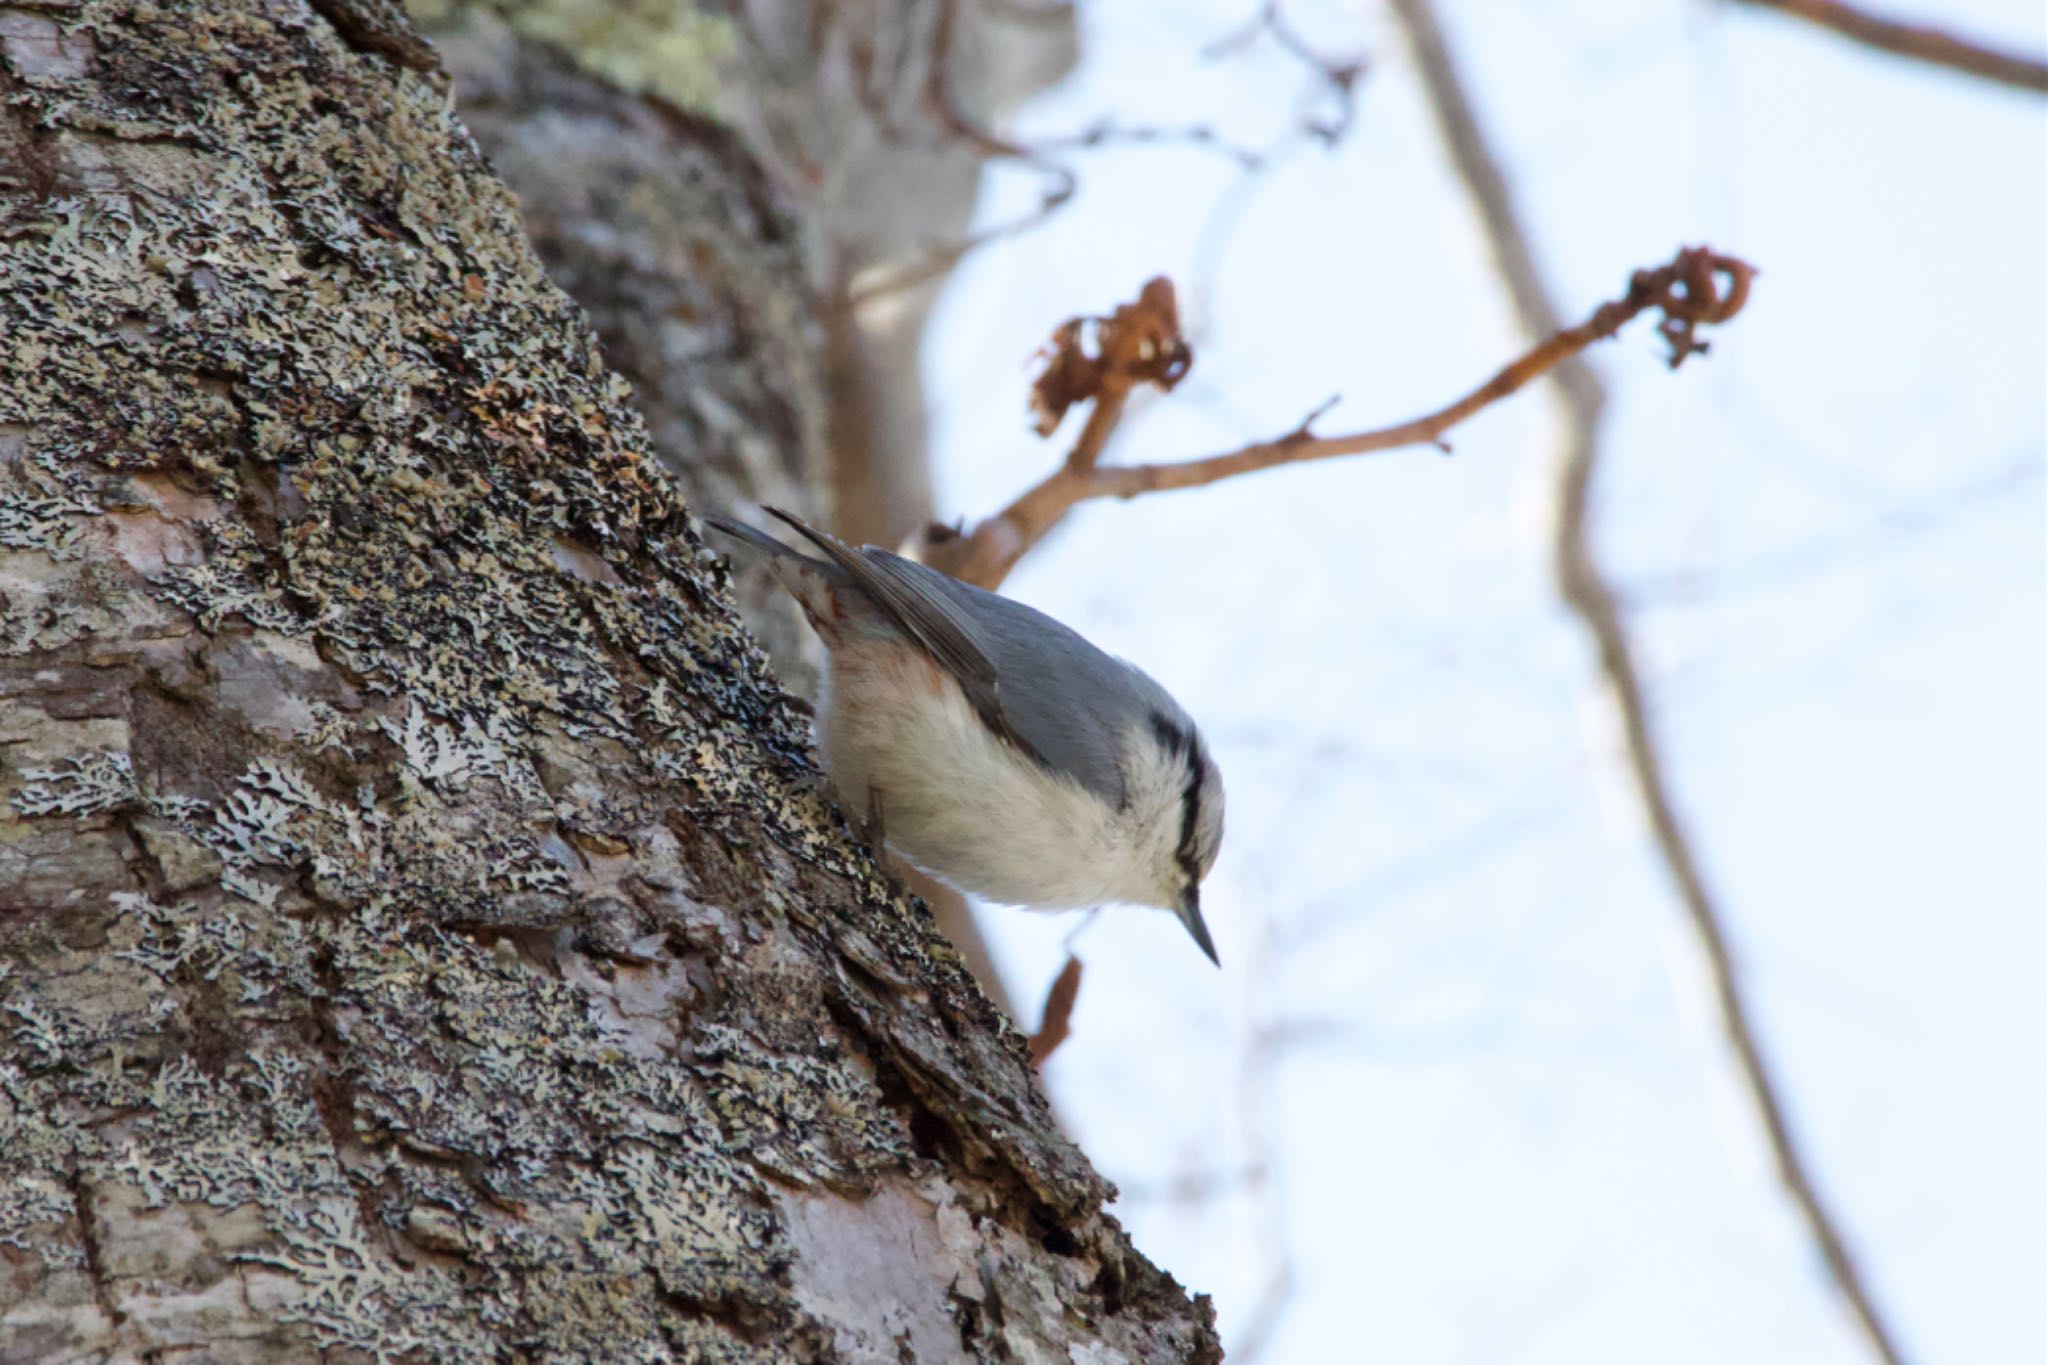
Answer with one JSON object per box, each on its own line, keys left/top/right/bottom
{"left": 707, "top": 509, "right": 1186, "bottom": 810}
{"left": 885, "top": 553, "right": 1188, "bottom": 811}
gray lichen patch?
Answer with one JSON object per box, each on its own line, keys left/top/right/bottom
{"left": 10, "top": 747, "right": 138, "bottom": 817}
{"left": 0, "top": 491, "right": 96, "bottom": 559}
{"left": 423, "top": 9, "right": 830, "bottom": 696}
{"left": 0, "top": 2, "right": 1216, "bottom": 1360}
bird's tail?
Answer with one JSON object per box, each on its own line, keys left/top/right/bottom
{"left": 702, "top": 511, "right": 813, "bottom": 562}
{"left": 702, "top": 509, "right": 850, "bottom": 634}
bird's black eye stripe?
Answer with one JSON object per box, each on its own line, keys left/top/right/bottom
{"left": 1151, "top": 711, "right": 1205, "bottom": 886}
{"left": 1149, "top": 711, "right": 1191, "bottom": 759}
{"left": 1175, "top": 746, "right": 1203, "bottom": 875}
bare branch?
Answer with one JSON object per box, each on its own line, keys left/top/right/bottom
{"left": 925, "top": 0, "right": 1265, "bottom": 168}
{"left": 1386, "top": 2, "right": 1911, "bottom": 1363}
{"left": 917, "top": 248, "right": 1753, "bottom": 589}
{"left": 846, "top": 1, "right": 1365, "bottom": 310}
{"left": 839, "top": 0, "right": 1269, "bottom": 310}
{"left": 1730, "top": 0, "right": 2048, "bottom": 95}
{"left": 1029, "top": 117, "right": 1265, "bottom": 169}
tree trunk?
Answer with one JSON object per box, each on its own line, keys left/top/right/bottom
{"left": 412, "top": 1, "right": 1079, "bottom": 1021}
{"left": 0, "top": 4, "right": 1213, "bottom": 1360}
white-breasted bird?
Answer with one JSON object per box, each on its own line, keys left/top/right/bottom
{"left": 708, "top": 508, "right": 1224, "bottom": 964}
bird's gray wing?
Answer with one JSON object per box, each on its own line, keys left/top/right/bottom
{"left": 761, "top": 509, "right": 1045, "bottom": 765}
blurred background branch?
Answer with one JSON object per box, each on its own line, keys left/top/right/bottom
{"left": 918, "top": 247, "right": 1753, "bottom": 590}
{"left": 1388, "top": 0, "right": 1911, "bottom": 1360}
{"left": 1727, "top": 0, "right": 2048, "bottom": 93}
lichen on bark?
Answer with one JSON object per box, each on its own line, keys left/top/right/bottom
{"left": 0, "top": 3, "right": 1215, "bottom": 1360}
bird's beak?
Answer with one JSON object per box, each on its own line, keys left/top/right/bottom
{"left": 1178, "top": 888, "right": 1220, "bottom": 967}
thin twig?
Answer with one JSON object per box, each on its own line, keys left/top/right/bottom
{"left": 917, "top": 248, "right": 1752, "bottom": 590}
{"left": 841, "top": 0, "right": 1264, "bottom": 310}
{"left": 1204, "top": 1, "right": 1368, "bottom": 145}
{"left": 1030, "top": 117, "right": 1264, "bottom": 169}
{"left": 1729, "top": 0, "right": 2048, "bottom": 94}
{"left": 925, "top": 0, "right": 1264, "bottom": 168}
{"left": 1386, "top": 2, "right": 1909, "bottom": 1363}
{"left": 846, "top": 0, "right": 1363, "bottom": 310}
{"left": 841, "top": 187, "right": 1074, "bottom": 310}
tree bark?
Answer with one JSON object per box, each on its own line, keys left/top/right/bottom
{"left": 0, "top": 4, "right": 1213, "bottom": 1360}
{"left": 413, "top": 4, "right": 1081, "bottom": 1021}
{"left": 417, "top": 9, "right": 835, "bottom": 699}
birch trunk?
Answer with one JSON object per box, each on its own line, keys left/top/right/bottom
{"left": 0, "top": 4, "right": 1214, "bottom": 1359}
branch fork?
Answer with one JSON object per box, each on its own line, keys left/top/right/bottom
{"left": 916, "top": 247, "right": 1755, "bottom": 590}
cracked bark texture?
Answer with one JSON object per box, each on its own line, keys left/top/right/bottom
{"left": 412, "top": 0, "right": 1075, "bottom": 1016}
{"left": 0, "top": 3, "right": 1215, "bottom": 1361}
{"left": 413, "top": 8, "right": 833, "bottom": 693}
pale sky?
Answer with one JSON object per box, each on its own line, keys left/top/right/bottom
{"left": 924, "top": 2, "right": 2045, "bottom": 1360}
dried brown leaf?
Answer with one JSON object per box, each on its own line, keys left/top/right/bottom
{"left": 1026, "top": 955, "right": 1084, "bottom": 1067}
{"left": 1027, "top": 277, "right": 1193, "bottom": 436}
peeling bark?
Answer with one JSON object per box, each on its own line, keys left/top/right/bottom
{"left": 0, "top": 4, "right": 1214, "bottom": 1360}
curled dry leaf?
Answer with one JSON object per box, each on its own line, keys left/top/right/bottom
{"left": 1027, "top": 276, "right": 1194, "bottom": 436}
{"left": 1610, "top": 246, "right": 1756, "bottom": 368}
{"left": 1026, "top": 955, "right": 1085, "bottom": 1067}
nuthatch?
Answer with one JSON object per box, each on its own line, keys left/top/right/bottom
{"left": 708, "top": 509, "right": 1225, "bottom": 964}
